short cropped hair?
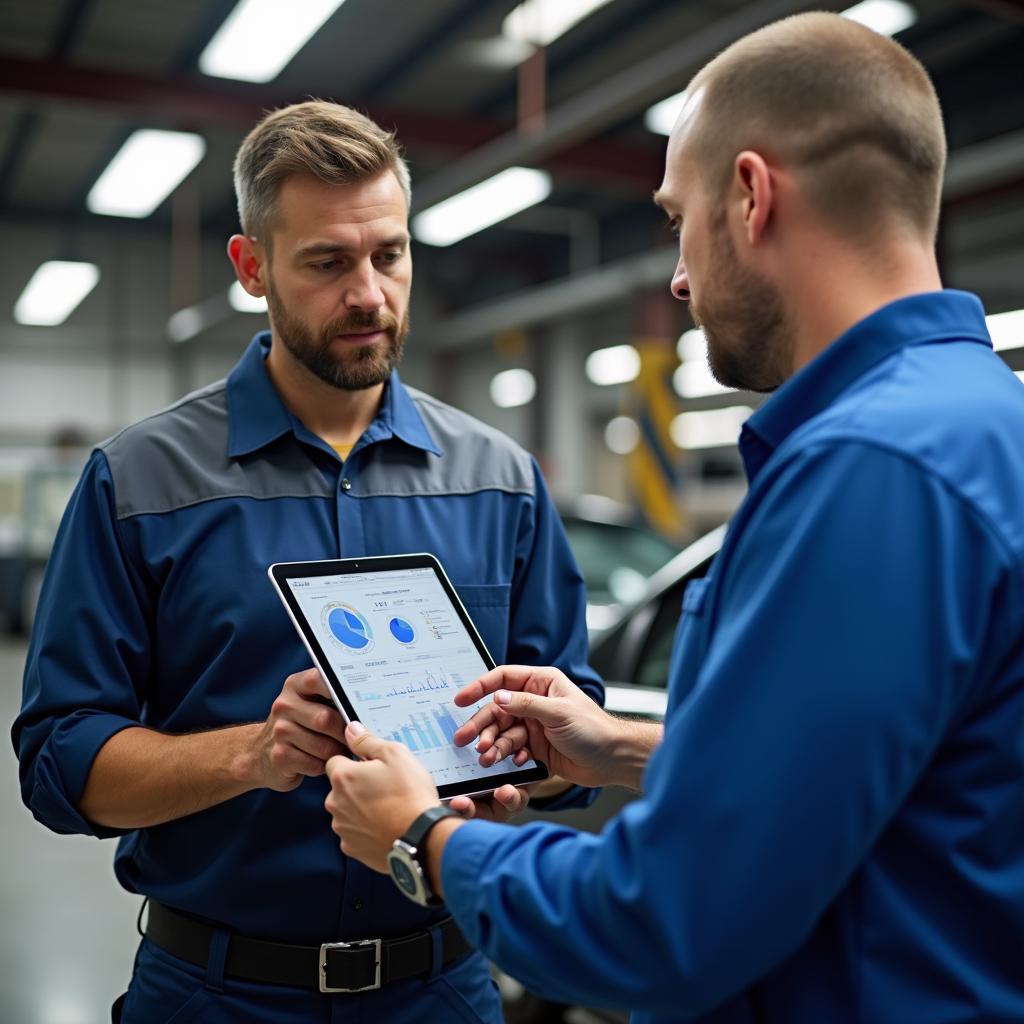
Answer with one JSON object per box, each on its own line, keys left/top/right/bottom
{"left": 233, "top": 99, "right": 412, "bottom": 241}
{"left": 687, "top": 13, "right": 946, "bottom": 241}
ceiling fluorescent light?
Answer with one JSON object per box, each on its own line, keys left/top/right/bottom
{"left": 673, "top": 362, "right": 734, "bottom": 399}
{"left": 167, "top": 291, "right": 234, "bottom": 343}
{"left": 490, "top": 368, "right": 536, "bottom": 408}
{"left": 645, "top": 89, "right": 688, "bottom": 136}
{"left": 673, "top": 328, "right": 734, "bottom": 398}
{"left": 987, "top": 308, "right": 1024, "bottom": 352}
{"left": 503, "top": 0, "right": 615, "bottom": 48}
{"left": 413, "top": 167, "right": 552, "bottom": 247}
{"left": 462, "top": 37, "right": 537, "bottom": 70}
{"left": 841, "top": 0, "right": 917, "bottom": 36}
{"left": 670, "top": 406, "right": 753, "bottom": 450}
{"left": 167, "top": 305, "right": 206, "bottom": 344}
{"left": 586, "top": 344, "right": 641, "bottom": 386}
{"left": 14, "top": 261, "right": 100, "bottom": 326}
{"left": 199, "top": 0, "right": 346, "bottom": 83}
{"left": 229, "top": 281, "right": 268, "bottom": 313}
{"left": 87, "top": 130, "right": 206, "bottom": 218}
{"left": 605, "top": 415, "right": 640, "bottom": 455}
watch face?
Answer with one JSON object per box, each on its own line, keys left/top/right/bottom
{"left": 390, "top": 855, "right": 418, "bottom": 897}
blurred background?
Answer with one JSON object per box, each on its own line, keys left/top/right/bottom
{"left": 1, "top": 0, "right": 1022, "bottom": 1021}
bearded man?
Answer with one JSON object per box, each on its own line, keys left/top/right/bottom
{"left": 13, "top": 100, "right": 602, "bottom": 1023}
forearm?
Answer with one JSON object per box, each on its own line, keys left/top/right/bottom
{"left": 79, "top": 722, "right": 264, "bottom": 829}
{"left": 438, "top": 817, "right": 696, "bottom": 1013}
{"left": 607, "top": 718, "right": 662, "bottom": 790}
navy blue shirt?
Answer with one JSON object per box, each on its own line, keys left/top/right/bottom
{"left": 13, "top": 334, "right": 602, "bottom": 944}
{"left": 443, "top": 291, "right": 1024, "bottom": 1023}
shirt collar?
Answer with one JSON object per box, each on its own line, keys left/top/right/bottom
{"left": 374, "top": 365, "right": 443, "bottom": 456}
{"left": 739, "top": 289, "right": 991, "bottom": 481}
{"left": 226, "top": 332, "right": 442, "bottom": 459}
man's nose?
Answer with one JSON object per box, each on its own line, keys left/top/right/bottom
{"left": 344, "top": 264, "right": 386, "bottom": 312}
{"left": 671, "top": 258, "right": 690, "bottom": 302}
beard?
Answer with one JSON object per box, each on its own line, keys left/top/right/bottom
{"left": 265, "top": 278, "right": 409, "bottom": 392}
{"left": 691, "top": 209, "right": 791, "bottom": 394}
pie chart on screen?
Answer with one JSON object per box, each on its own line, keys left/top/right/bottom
{"left": 324, "top": 604, "right": 373, "bottom": 651}
{"left": 389, "top": 617, "right": 416, "bottom": 645}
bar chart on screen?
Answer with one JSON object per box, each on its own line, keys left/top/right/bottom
{"left": 388, "top": 705, "right": 463, "bottom": 752}
{"left": 375, "top": 701, "right": 491, "bottom": 777}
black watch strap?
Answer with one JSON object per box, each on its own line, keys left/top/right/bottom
{"left": 402, "top": 805, "right": 460, "bottom": 848}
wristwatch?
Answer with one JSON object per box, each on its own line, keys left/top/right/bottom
{"left": 387, "top": 805, "right": 461, "bottom": 906}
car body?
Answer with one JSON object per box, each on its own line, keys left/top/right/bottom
{"left": 558, "top": 495, "right": 681, "bottom": 637}
{"left": 589, "top": 524, "right": 726, "bottom": 696}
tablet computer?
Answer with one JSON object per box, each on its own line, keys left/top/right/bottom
{"left": 268, "top": 553, "right": 549, "bottom": 799}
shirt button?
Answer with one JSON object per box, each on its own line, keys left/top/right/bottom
{"left": 352, "top": 898, "right": 365, "bottom": 910}
{"left": 341, "top": 478, "right": 352, "bottom": 491}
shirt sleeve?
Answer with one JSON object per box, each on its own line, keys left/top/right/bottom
{"left": 11, "top": 450, "right": 153, "bottom": 839}
{"left": 442, "top": 441, "right": 1011, "bottom": 1015}
{"left": 506, "top": 458, "right": 605, "bottom": 810}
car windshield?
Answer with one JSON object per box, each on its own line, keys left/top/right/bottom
{"left": 562, "top": 518, "right": 678, "bottom": 606}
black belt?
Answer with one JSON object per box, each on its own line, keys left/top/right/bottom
{"left": 144, "top": 901, "right": 472, "bottom": 993}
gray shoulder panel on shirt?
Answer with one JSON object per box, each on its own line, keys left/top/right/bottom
{"left": 364, "top": 387, "right": 536, "bottom": 498}
{"left": 99, "top": 382, "right": 535, "bottom": 519}
{"left": 99, "top": 380, "right": 332, "bottom": 520}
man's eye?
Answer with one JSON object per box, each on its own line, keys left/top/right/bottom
{"left": 377, "top": 251, "right": 402, "bottom": 264}
{"left": 311, "top": 260, "right": 337, "bottom": 272}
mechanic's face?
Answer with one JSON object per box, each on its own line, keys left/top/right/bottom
{"left": 264, "top": 171, "right": 411, "bottom": 391}
{"left": 657, "top": 93, "right": 790, "bottom": 393}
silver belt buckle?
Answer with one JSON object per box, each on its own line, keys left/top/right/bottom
{"left": 319, "top": 938, "right": 383, "bottom": 993}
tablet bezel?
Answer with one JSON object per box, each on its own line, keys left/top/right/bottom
{"left": 268, "top": 552, "right": 549, "bottom": 799}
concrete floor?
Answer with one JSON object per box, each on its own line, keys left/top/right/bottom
{"left": 2, "top": 638, "right": 141, "bottom": 1024}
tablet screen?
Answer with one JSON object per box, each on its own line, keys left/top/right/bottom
{"left": 283, "top": 565, "right": 540, "bottom": 790}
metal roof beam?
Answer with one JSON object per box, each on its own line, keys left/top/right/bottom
{"left": 424, "top": 129, "right": 1024, "bottom": 350}
{"left": 0, "top": 56, "right": 662, "bottom": 190}
{"left": 411, "top": 0, "right": 825, "bottom": 211}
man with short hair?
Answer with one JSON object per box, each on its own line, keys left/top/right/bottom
{"left": 13, "top": 100, "right": 601, "bottom": 1022}
{"left": 323, "top": 14, "right": 1024, "bottom": 1023}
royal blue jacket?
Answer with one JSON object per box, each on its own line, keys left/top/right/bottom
{"left": 443, "top": 291, "right": 1024, "bottom": 1023}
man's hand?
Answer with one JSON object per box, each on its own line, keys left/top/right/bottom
{"left": 449, "top": 786, "right": 531, "bottom": 823}
{"left": 454, "top": 666, "right": 659, "bottom": 791}
{"left": 79, "top": 669, "right": 357, "bottom": 830}
{"left": 251, "top": 669, "right": 349, "bottom": 792}
{"left": 325, "top": 723, "right": 442, "bottom": 873}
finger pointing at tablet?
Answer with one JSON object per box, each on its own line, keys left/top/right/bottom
{"left": 454, "top": 665, "right": 646, "bottom": 791}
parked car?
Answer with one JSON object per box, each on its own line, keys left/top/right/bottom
{"left": 497, "top": 524, "right": 727, "bottom": 1022}
{"left": 588, "top": 524, "right": 726, "bottom": 691}
{"left": 558, "top": 495, "right": 681, "bottom": 637}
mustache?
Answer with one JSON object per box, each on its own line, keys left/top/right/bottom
{"left": 320, "top": 310, "right": 399, "bottom": 340}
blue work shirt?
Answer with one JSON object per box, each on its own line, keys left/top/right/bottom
{"left": 14, "top": 333, "right": 602, "bottom": 946}
{"left": 443, "top": 290, "right": 1024, "bottom": 1023}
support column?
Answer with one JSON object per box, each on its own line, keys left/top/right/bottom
{"left": 537, "top": 320, "right": 586, "bottom": 501}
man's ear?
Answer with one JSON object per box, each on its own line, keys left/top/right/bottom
{"left": 734, "top": 150, "right": 773, "bottom": 247}
{"left": 227, "top": 235, "right": 267, "bottom": 297}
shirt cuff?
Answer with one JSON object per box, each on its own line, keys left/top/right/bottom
{"left": 529, "top": 782, "right": 601, "bottom": 812}
{"left": 28, "top": 711, "right": 139, "bottom": 838}
{"left": 441, "top": 819, "right": 511, "bottom": 945}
